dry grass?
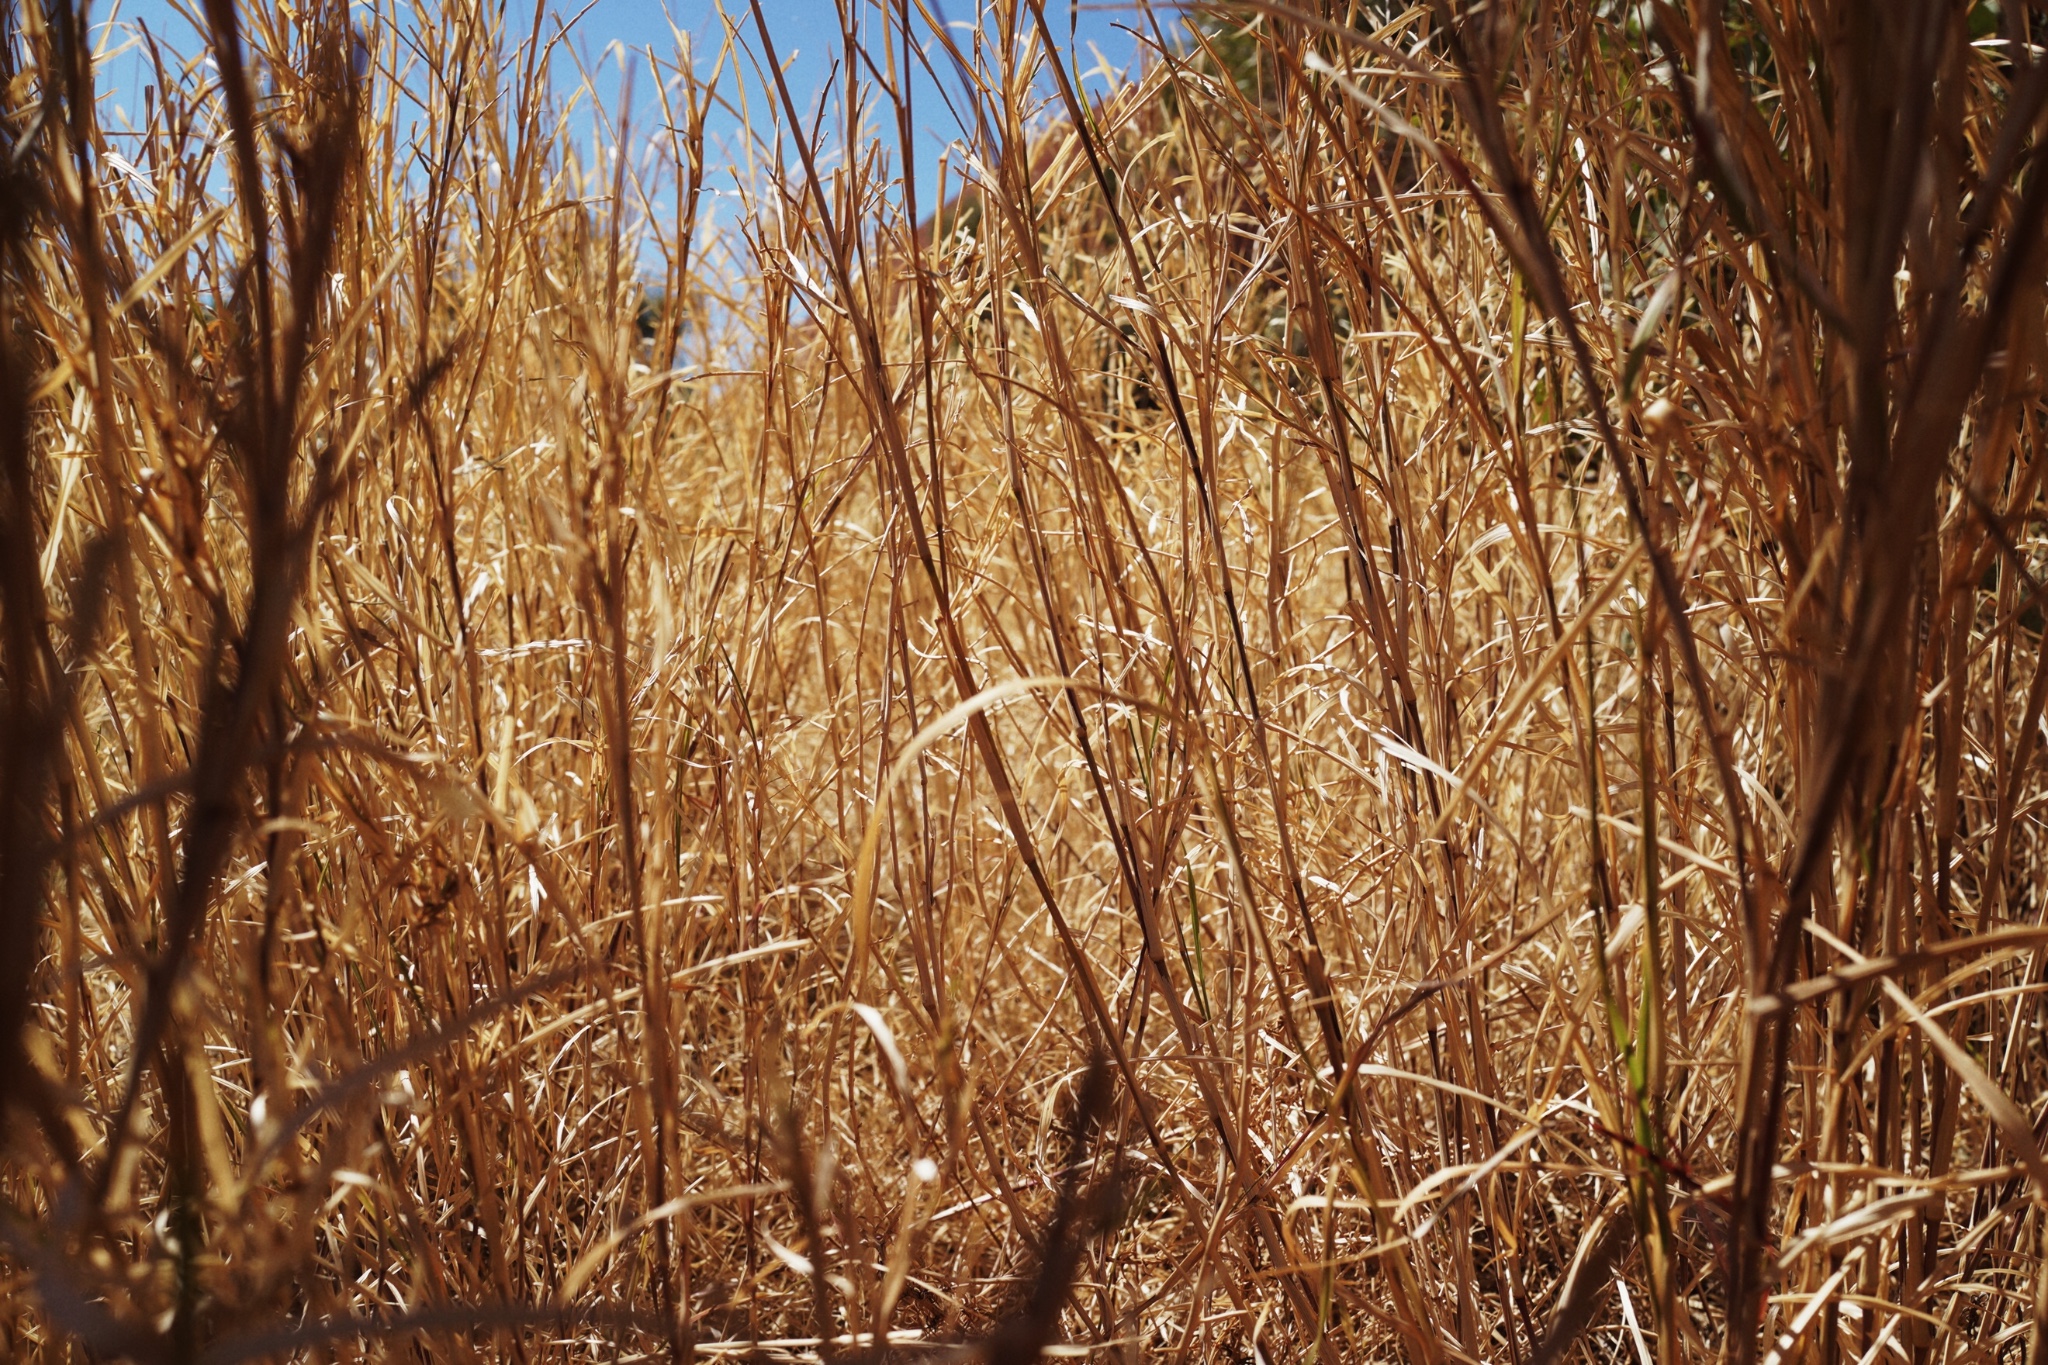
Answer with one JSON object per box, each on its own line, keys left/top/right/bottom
{"left": 6, "top": 0, "right": 2048, "bottom": 1361}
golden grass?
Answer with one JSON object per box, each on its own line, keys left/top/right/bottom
{"left": 5, "top": 1, "right": 2048, "bottom": 1361}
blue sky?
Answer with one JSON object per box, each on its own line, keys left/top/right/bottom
{"left": 89, "top": 0, "right": 1170, "bottom": 235}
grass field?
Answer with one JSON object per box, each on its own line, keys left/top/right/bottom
{"left": 6, "top": 1, "right": 2048, "bottom": 1361}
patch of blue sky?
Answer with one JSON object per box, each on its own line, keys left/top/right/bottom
{"left": 85, "top": 0, "right": 1173, "bottom": 243}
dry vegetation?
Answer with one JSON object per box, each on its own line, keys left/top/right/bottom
{"left": 7, "top": 0, "right": 2048, "bottom": 1361}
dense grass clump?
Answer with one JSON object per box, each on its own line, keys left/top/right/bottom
{"left": 6, "top": 1, "right": 2048, "bottom": 1361}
